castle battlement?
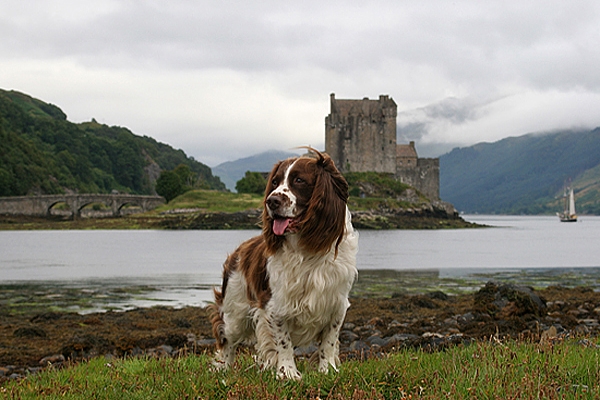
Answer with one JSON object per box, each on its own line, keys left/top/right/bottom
{"left": 325, "top": 93, "right": 439, "bottom": 200}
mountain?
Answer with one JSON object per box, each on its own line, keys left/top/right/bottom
{"left": 0, "top": 89, "right": 225, "bottom": 196}
{"left": 440, "top": 128, "right": 600, "bottom": 214}
{"left": 212, "top": 150, "right": 300, "bottom": 191}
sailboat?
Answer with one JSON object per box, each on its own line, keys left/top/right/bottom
{"left": 557, "top": 188, "right": 577, "bottom": 222}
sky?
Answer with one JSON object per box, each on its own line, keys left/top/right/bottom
{"left": 2, "top": 0, "right": 600, "bottom": 166}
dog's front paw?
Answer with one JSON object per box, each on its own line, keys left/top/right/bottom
{"left": 277, "top": 364, "right": 302, "bottom": 380}
{"left": 318, "top": 359, "right": 339, "bottom": 374}
{"left": 211, "top": 349, "right": 232, "bottom": 371}
{"left": 211, "top": 358, "right": 228, "bottom": 371}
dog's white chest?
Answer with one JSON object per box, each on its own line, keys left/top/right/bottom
{"left": 267, "top": 242, "right": 356, "bottom": 324}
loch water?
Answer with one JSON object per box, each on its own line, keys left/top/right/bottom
{"left": 1, "top": 215, "right": 599, "bottom": 312}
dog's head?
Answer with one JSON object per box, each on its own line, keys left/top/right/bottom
{"left": 262, "top": 147, "right": 348, "bottom": 255}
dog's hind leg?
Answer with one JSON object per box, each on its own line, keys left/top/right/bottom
{"left": 212, "top": 272, "right": 252, "bottom": 370}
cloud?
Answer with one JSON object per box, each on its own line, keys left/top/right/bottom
{"left": 2, "top": 0, "right": 600, "bottom": 164}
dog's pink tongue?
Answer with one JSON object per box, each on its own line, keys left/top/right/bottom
{"left": 273, "top": 218, "right": 291, "bottom": 236}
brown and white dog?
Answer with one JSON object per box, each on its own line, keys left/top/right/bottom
{"left": 209, "top": 148, "right": 358, "bottom": 379}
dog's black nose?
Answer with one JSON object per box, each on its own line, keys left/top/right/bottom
{"left": 266, "top": 195, "right": 282, "bottom": 210}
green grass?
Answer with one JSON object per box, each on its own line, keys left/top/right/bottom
{"left": 348, "top": 197, "right": 414, "bottom": 212}
{"left": 156, "top": 190, "right": 263, "bottom": 213}
{"left": 4, "top": 340, "right": 599, "bottom": 399}
{"left": 159, "top": 188, "right": 417, "bottom": 214}
{"left": 345, "top": 172, "right": 412, "bottom": 198}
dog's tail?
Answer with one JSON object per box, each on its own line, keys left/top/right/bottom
{"left": 208, "top": 289, "right": 227, "bottom": 349}
{"left": 209, "top": 250, "right": 238, "bottom": 349}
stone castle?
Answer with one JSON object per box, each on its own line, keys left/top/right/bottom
{"left": 325, "top": 93, "right": 440, "bottom": 200}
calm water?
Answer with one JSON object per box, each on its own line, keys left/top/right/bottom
{"left": 1, "top": 215, "right": 599, "bottom": 312}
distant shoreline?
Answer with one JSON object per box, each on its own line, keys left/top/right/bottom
{"left": 0, "top": 209, "right": 482, "bottom": 230}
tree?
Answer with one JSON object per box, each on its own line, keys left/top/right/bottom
{"left": 236, "top": 171, "right": 267, "bottom": 194}
{"left": 173, "top": 164, "right": 196, "bottom": 190}
{"left": 155, "top": 170, "right": 185, "bottom": 202}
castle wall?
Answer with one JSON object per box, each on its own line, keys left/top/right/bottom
{"left": 396, "top": 158, "right": 440, "bottom": 200}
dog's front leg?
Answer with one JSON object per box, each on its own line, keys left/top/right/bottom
{"left": 255, "top": 308, "right": 302, "bottom": 380}
{"left": 271, "top": 314, "right": 302, "bottom": 380}
{"left": 317, "top": 305, "right": 347, "bottom": 373}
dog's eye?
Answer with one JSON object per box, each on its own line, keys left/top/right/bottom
{"left": 271, "top": 179, "right": 278, "bottom": 187}
{"left": 294, "top": 177, "right": 305, "bottom": 185}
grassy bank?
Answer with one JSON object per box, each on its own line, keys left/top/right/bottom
{"left": 3, "top": 339, "right": 598, "bottom": 399}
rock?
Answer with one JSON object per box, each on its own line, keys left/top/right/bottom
{"left": 353, "top": 324, "right": 381, "bottom": 338}
{"left": 343, "top": 322, "right": 356, "bottom": 330}
{"left": 173, "top": 318, "right": 192, "bottom": 328}
{"left": 388, "top": 333, "right": 420, "bottom": 344}
{"left": 166, "top": 333, "right": 188, "bottom": 348}
{"left": 174, "top": 210, "right": 262, "bottom": 230}
{"left": 540, "top": 326, "right": 558, "bottom": 345}
{"left": 340, "top": 330, "right": 359, "bottom": 343}
{"left": 457, "top": 312, "right": 475, "bottom": 326}
{"left": 14, "top": 327, "right": 47, "bottom": 338}
{"left": 426, "top": 291, "right": 449, "bottom": 301}
{"left": 410, "top": 295, "right": 438, "bottom": 309}
{"left": 349, "top": 340, "right": 370, "bottom": 352}
{"left": 294, "top": 345, "right": 318, "bottom": 357}
{"left": 579, "top": 319, "right": 599, "bottom": 328}
{"left": 61, "top": 334, "right": 113, "bottom": 360}
{"left": 443, "top": 317, "right": 458, "bottom": 328}
{"left": 577, "top": 307, "right": 590, "bottom": 316}
{"left": 195, "top": 338, "right": 216, "bottom": 348}
{"left": 578, "top": 339, "right": 600, "bottom": 348}
{"left": 367, "top": 336, "right": 389, "bottom": 347}
{"left": 474, "top": 282, "right": 546, "bottom": 317}
{"left": 146, "top": 345, "right": 173, "bottom": 357}
{"left": 30, "top": 312, "right": 63, "bottom": 323}
{"left": 575, "top": 325, "right": 590, "bottom": 335}
{"left": 39, "top": 354, "right": 65, "bottom": 366}
{"left": 368, "top": 317, "right": 385, "bottom": 327}
{"left": 388, "top": 320, "right": 407, "bottom": 328}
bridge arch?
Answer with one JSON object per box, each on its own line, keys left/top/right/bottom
{"left": 47, "top": 200, "right": 74, "bottom": 217}
{"left": 0, "top": 194, "right": 165, "bottom": 218}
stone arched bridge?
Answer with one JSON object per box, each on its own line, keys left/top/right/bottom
{"left": 0, "top": 194, "right": 165, "bottom": 218}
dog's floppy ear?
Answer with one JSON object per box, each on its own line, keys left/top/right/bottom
{"left": 297, "top": 148, "right": 348, "bottom": 256}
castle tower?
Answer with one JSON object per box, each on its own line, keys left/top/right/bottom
{"left": 325, "top": 93, "right": 397, "bottom": 173}
{"left": 396, "top": 141, "right": 418, "bottom": 168}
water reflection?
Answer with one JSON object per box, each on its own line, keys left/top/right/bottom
{"left": 354, "top": 267, "right": 600, "bottom": 298}
{"left": 3, "top": 267, "right": 600, "bottom": 314}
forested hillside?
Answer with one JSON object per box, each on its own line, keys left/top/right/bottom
{"left": 0, "top": 89, "right": 224, "bottom": 196}
{"left": 440, "top": 129, "right": 600, "bottom": 214}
